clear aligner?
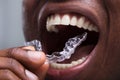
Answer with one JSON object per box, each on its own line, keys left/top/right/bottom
{"left": 25, "top": 32, "right": 87, "bottom": 63}
{"left": 46, "top": 32, "right": 87, "bottom": 62}
{"left": 25, "top": 40, "right": 42, "bottom": 51}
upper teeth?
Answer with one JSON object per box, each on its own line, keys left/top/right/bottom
{"left": 46, "top": 14, "right": 98, "bottom": 32}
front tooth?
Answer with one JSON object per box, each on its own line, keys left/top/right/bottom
{"left": 88, "top": 24, "right": 98, "bottom": 32}
{"left": 48, "top": 15, "right": 54, "bottom": 26}
{"left": 93, "top": 26, "right": 98, "bottom": 32}
{"left": 50, "top": 63, "right": 57, "bottom": 69}
{"left": 83, "top": 21, "right": 90, "bottom": 30}
{"left": 46, "top": 17, "right": 50, "bottom": 26}
{"left": 77, "top": 59, "right": 83, "bottom": 64}
{"left": 61, "top": 64, "right": 68, "bottom": 69}
{"left": 46, "top": 25, "right": 58, "bottom": 32}
{"left": 71, "top": 61, "right": 79, "bottom": 66}
{"left": 53, "top": 14, "right": 61, "bottom": 25}
{"left": 56, "top": 64, "right": 62, "bottom": 69}
{"left": 77, "top": 17, "right": 85, "bottom": 28}
{"left": 66, "top": 64, "right": 73, "bottom": 68}
{"left": 46, "top": 15, "right": 58, "bottom": 32}
{"left": 88, "top": 24, "right": 93, "bottom": 31}
{"left": 61, "top": 14, "right": 70, "bottom": 25}
{"left": 81, "top": 57, "right": 86, "bottom": 61}
{"left": 77, "top": 57, "right": 86, "bottom": 64}
{"left": 70, "top": 16, "right": 77, "bottom": 26}
{"left": 46, "top": 16, "right": 54, "bottom": 32}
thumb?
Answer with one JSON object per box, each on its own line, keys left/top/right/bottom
{"left": 23, "top": 46, "right": 49, "bottom": 79}
{"left": 35, "top": 60, "right": 49, "bottom": 80}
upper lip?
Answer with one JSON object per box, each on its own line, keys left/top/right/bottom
{"left": 38, "top": 1, "right": 101, "bottom": 31}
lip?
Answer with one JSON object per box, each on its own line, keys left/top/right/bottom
{"left": 46, "top": 48, "right": 97, "bottom": 80}
{"left": 38, "top": 1, "right": 101, "bottom": 80}
{"left": 38, "top": 1, "right": 101, "bottom": 29}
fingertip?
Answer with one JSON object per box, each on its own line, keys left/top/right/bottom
{"left": 25, "top": 70, "right": 39, "bottom": 80}
{"left": 35, "top": 59, "right": 49, "bottom": 80}
{"left": 27, "top": 51, "right": 46, "bottom": 67}
{"left": 22, "top": 46, "right": 46, "bottom": 67}
{"left": 42, "top": 59, "right": 50, "bottom": 71}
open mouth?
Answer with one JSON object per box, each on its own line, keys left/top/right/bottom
{"left": 42, "top": 13, "right": 99, "bottom": 70}
{"left": 37, "top": 2, "right": 102, "bottom": 79}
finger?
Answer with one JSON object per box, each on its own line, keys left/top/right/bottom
{"left": 0, "top": 48, "right": 46, "bottom": 69}
{"left": 0, "top": 69, "right": 21, "bottom": 80}
{"left": 25, "top": 69, "right": 39, "bottom": 80}
{"left": 0, "top": 57, "right": 27, "bottom": 80}
{"left": 34, "top": 60, "right": 49, "bottom": 80}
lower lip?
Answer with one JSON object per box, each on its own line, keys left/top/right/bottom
{"left": 46, "top": 45, "right": 97, "bottom": 80}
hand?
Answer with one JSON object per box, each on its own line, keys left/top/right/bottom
{"left": 0, "top": 46, "right": 49, "bottom": 80}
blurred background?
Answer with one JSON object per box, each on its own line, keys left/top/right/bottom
{"left": 0, "top": 0, "right": 25, "bottom": 49}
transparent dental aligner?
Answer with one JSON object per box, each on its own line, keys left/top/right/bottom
{"left": 25, "top": 40, "right": 42, "bottom": 51}
{"left": 46, "top": 32, "right": 87, "bottom": 63}
{"left": 25, "top": 32, "right": 87, "bottom": 63}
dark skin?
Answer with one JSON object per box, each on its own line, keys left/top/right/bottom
{"left": 0, "top": 0, "right": 120, "bottom": 80}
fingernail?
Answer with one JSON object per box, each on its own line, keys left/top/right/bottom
{"left": 25, "top": 70, "right": 39, "bottom": 80}
{"left": 22, "top": 46, "right": 35, "bottom": 51}
{"left": 45, "top": 59, "right": 49, "bottom": 64}
{"left": 27, "top": 51, "right": 41, "bottom": 59}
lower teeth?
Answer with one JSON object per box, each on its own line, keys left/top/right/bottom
{"left": 25, "top": 32, "right": 88, "bottom": 63}
{"left": 50, "top": 56, "right": 87, "bottom": 69}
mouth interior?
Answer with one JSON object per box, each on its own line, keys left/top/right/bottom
{"left": 45, "top": 25, "right": 99, "bottom": 63}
